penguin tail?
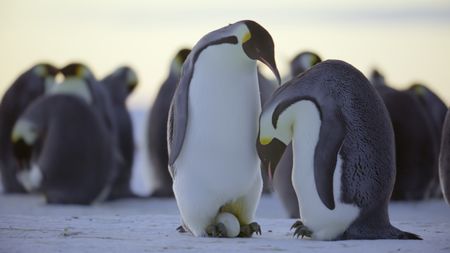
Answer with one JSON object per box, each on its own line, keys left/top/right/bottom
{"left": 397, "top": 231, "right": 422, "bottom": 240}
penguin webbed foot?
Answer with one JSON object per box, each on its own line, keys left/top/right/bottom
{"left": 291, "top": 220, "right": 312, "bottom": 239}
{"left": 176, "top": 225, "right": 187, "bottom": 233}
{"left": 239, "top": 222, "right": 261, "bottom": 237}
{"left": 206, "top": 223, "right": 227, "bottom": 237}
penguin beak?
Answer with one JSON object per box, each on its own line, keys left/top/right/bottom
{"left": 256, "top": 136, "right": 287, "bottom": 179}
{"left": 242, "top": 20, "right": 281, "bottom": 84}
{"left": 61, "top": 63, "right": 93, "bottom": 80}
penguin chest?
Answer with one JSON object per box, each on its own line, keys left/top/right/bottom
{"left": 290, "top": 101, "right": 359, "bottom": 240}
{"left": 175, "top": 59, "right": 261, "bottom": 195}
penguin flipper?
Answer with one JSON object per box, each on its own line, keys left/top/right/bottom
{"left": 313, "top": 97, "right": 346, "bottom": 210}
{"left": 167, "top": 84, "right": 188, "bottom": 178}
{"left": 167, "top": 52, "right": 194, "bottom": 174}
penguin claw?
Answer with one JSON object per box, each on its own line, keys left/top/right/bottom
{"left": 206, "top": 223, "right": 227, "bottom": 237}
{"left": 239, "top": 222, "right": 262, "bottom": 237}
{"left": 291, "top": 220, "right": 312, "bottom": 239}
{"left": 176, "top": 225, "right": 187, "bottom": 233}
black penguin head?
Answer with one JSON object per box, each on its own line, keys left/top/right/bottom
{"left": 370, "top": 69, "right": 386, "bottom": 87}
{"left": 102, "top": 66, "right": 138, "bottom": 102}
{"left": 256, "top": 134, "right": 287, "bottom": 179}
{"left": 171, "top": 48, "right": 191, "bottom": 76}
{"left": 32, "top": 63, "right": 59, "bottom": 78}
{"left": 241, "top": 20, "right": 281, "bottom": 84}
{"left": 290, "top": 51, "right": 322, "bottom": 77}
{"left": 257, "top": 100, "right": 294, "bottom": 179}
{"left": 60, "top": 63, "right": 95, "bottom": 81}
{"left": 175, "top": 48, "right": 191, "bottom": 66}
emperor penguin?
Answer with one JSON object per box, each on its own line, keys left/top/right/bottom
{"left": 147, "top": 48, "right": 191, "bottom": 198}
{"left": 55, "top": 63, "right": 121, "bottom": 193}
{"left": 372, "top": 70, "right": 438, "bottom": 200}
{"left": 0, "top": 63, "right": 58, "bottom": 193}
{"left": 408, "top": 83, "right": 447, "bottom": 198}
{"left": 439, "top": 108, "right": 450, "bottom": 205}
{"left": 11, "top": 93, "right": 115, "bottom": 204}
{"left": 257, "top": 60, "right": 420, "bottom": 240}
{"left": 168, "top": 20, "right": 280, "bottom": 237}
{"left": 101, "top": 66, "right": 138, "bottom": 200}
{"left": 272, "top": 51, "right": 322, "bottom": 218}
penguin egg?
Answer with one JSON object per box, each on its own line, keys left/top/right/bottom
{"left": 216, "top": 212, "right": 240, "bottom": 237}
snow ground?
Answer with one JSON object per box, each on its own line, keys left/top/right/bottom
{"left": 0, "top": 194, "right": 449, "bottom": 253}
{"left": 1, "top": 110, "right": 450, "bottom": 252}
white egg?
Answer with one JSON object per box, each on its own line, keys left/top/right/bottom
{"left": 215, "top": 212, "right": 240, "bottom": 237}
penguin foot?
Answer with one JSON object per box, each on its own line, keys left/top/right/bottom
{"left": 206, "top": 223, "right": 227, "bottom": 237}
{"left": 176, "top": 225, "right": 187, "bottom": 233}
{"left": 291, "top": 220, "right": 312, "bottom": 238}
{"left": 239, "top": 222, "right": 262, "bottom": 237}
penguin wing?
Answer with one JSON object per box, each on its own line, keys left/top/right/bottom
{"left": 314, "top": 97, "right": 346, "bottom": 210}
{"left": 166, "top": 77, "right": 188, "bottom": 177}
{"left": 166, "top": 51, "right": 195, "bottom": 178}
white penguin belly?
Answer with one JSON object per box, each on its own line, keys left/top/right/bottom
{"left": 291, "top": 101, "right": 359, "bottom": 240}
{"left": 175, "top": 46, "right": 261, "bottom": 197}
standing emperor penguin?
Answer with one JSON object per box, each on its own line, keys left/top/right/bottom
{"left": 257, "top": 60, "right": 421, "bottom": 240}
{"left": 271, "top": 51, "right": 322, "bottom": 218}
{"left": 168, "top": 20, "right": 280, "bottom": 237}
{"left": 409, "top": 83, "right": 447, "bottom": 198}
{"left": 439, "top": 108, "right": 450, "bottom": 205}
{"left": 147, "top": 48, "right": 191, "bottom": 198}
{"left": 371, "top": 70, "right": 438, "bottom": 200}
{"left": 53, "top": 63, "right": 121, "bottom": 195}
{"left": 101, "top": 66, "right": 138, "bottom": 200}
{"left": 0, "top": 63, "right": 58, "bottom": 193}
{"left": 11, "top": 93, "right": 115, "bottom": 204}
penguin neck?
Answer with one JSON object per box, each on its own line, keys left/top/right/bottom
{"left": 50, "top": 78, "right": 93, "bottom": 104}
{"left": 285, "top": 101, "right": 321, "bottom": 172}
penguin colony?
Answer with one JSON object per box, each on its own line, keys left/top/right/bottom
{"left": 1, "top": 19, "right": 449, "bottom": 240}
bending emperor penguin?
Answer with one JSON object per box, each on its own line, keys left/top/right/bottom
{"left": 11, "top": 93, "right": 115, "bottom": 204}
{"left": 0, "top": 63, "right": 58, "bottom": 193}
{"left": 439, "top": 108, "right": 450, "bottom": 205}
{"left": 101, "top": 66, "right": 138, "bottom": 199}
{"left": 257, "top": 60, "right": 421, "bottom": 240}
{"left": 168, "top": 20, "right": 280, "bottom": 237}
{"left": 147, "top": 48, "right": 191, "bottom": 197}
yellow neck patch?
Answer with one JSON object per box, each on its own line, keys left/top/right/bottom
{"left": 242, "top": 32, "right": 252, "bottom": 43}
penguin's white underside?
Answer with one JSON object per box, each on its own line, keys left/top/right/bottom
{"left": 279, "top": 100, "right": 359, "bottom": 240}
{"left": 16, "top": 164, "right": 42, "bottom": 192}
{"left": 172, "top": 43, "right": 263, "bottom": 236}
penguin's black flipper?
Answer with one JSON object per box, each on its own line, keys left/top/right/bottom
{"left": 313, "top": 99, "right": 346, "bottom": 210}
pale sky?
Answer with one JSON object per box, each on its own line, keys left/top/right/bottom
{"left": 1, "top": 0, "right": 450, "bottom": 107}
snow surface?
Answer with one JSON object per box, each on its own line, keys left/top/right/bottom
{"left": 0, "top": 194, "right": 449, "bottom": 253}
{"left": 1, "top": 109, "right": 450, "bottom": 252}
